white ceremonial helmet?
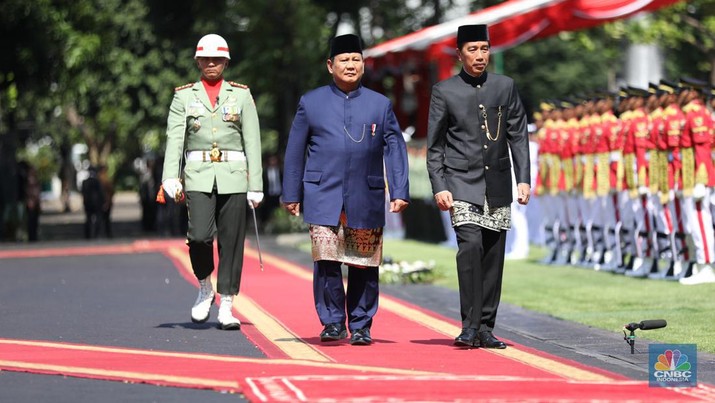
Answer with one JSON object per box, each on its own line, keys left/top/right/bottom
{"left": 194, "top": 34, "right": 231, "bottom": 59}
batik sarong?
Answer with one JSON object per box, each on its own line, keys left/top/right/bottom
{"left": 451, "top": 199, "right": 511, "bottom": 232}
{"left": 310, "top": 213, "right": 383, "bottom": 267}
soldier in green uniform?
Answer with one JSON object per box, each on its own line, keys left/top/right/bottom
{"left": 162, "top": 34, "right": 263, "bottom": 330}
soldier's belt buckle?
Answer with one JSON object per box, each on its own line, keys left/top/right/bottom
{"left": 209, "top": 146, "right": 222, "bottom": 162}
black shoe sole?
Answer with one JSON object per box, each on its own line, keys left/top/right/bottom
{"left": 481, "top": 344, "right": 507, "bottom": 349}
{"left": 454, "top": 339, "right": 480, "bottom": 347}
{"left": 191, "top": 316, "right": 209, "bottom": 324}
{"left": 349, "top": 338, "right": 371, "bottom": 345}
{"left": 320, "top": 330, "right": 348, "bottom": 342}
{"left": 219, "top": 322, "right": 241, "bottom": 331}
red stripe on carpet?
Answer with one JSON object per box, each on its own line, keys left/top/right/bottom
{"left": 245, "top": 375, "right": 705, "bottom": 402}
{"left": 3, "top": 239, "right": 714, "bottom": 401}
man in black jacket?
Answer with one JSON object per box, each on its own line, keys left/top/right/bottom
{"left": 426, "top": 24, "right": 531, "bottom": 349}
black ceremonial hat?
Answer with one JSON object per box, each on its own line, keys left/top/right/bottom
{"left": 627, "top": 86, "right": 649, "bottom": 98}
{"left": 648, "top": 82, "right": 662, "bottom": 96}
{"left": 679, "top": 76, "right": 708, "bottom": 90}
{"left": 329, "top": 34, "right": 363, "bottom": 58}
{"left": 658, "top": 79, "right": 677, "bottom": 94}
{"left": 457, "top": 24, "right": 490, "bottom": 45}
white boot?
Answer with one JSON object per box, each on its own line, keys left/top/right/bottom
{"left": 218, "top": 295, "right": 241, "bottom": 330}
{"left": 680, "top": 265, "right": 715, "bottom": 285}
{"left": 191, "top": 278, "right": 215, "bottom": 323}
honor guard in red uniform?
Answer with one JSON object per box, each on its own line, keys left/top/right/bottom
{"left": 626, "top": 87, "right": 658, "bottom": 277}
{"left": 539, "top": 101, "right": 563, "bottom": 264}
{"left": 543, "top": 103, "right": 566, "bottom": 263}
{"left": 646, "top": 83, "right": 676, "bottom": 279}
{"left": 592, "top": 93, "right": 619, "bottom": 269}
{"left": 613, "top": 88, "right": 640, "bottom": 273}
{"left": 595, "top": 92, "right": 625, "bottom": 270}
{"left": 678, "top": 78, "right": 715, "bottom": 285}
{"left": 577, "top": 98, "right": 599, "bottom": 266}
{"left": 659, "top": 80, "right": 692, "bottom": 278}
{"left": 555, "top": 100, "right": 580, "bottom": 265}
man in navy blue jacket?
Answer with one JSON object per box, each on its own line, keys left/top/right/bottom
{"left": 282, "top": 34, "right": 410, "bottom": 346}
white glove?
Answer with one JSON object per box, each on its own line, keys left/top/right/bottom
{"left": 638, "top": 186, "right": 649, "bottom": 196}
{"left": 163, "top": 178, "right": 183, "bottom": 201}
{"left": 247, "top": 191, "right": 264, "bottom": 209}
{"left": 693, "top": 184, "right": 707, "bottom": 200}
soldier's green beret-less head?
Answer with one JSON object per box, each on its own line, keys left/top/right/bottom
{"left": 329, "top": 34, "right": 363, "bottom": 58}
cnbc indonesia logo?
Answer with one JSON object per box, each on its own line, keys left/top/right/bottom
{"left": 651, "top": 347, "right": 696, "bottom": 387}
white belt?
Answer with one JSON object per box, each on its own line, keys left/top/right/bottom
{"left": 185, "top": 150, "right": 246, "bottom": 162}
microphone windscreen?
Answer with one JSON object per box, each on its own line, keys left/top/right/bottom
{"left": 640, "top": 319, "right": 667, "bottom": 330}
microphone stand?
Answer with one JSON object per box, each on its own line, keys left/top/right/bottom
{"left": 624, "top": 328, "right": 637, "bottom": 354}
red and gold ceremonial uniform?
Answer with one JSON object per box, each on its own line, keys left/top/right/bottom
{"left": 663, "top": 104, "right": 685, "bottom": 191}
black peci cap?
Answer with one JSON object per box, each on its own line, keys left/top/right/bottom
{"left": 457, "top": 24, "right": 490, "bottom": 46}
{"left": 329, "top": 34, "right": 363, "bottom": 58}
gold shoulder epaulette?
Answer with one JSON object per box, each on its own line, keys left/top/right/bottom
{"left": 228, "top": 81, "right": 248, "bottom": 89}
{"left": 175, "top": 82, "right": 195, "bottom": 92}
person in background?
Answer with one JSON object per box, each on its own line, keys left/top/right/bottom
{"left": 98, "top": 165, "right": 114, "bottom": 238}
{"left": 161, "top": 33, "right": 263, "bottom": 330}
{"left": 81, "top": 166, "right": 104, "bottom": 239}
{"left": 260, "top": 153, "right": 283, "bottom": 227}
{"left": 426, "top": 24, "right": 530, "bottom": 349}
{"left": 282, "top": 34, "right": 410, "bottom": 346}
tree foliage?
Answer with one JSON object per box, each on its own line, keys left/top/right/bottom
{"left": 2, "top": 0, "right": 715, "bottom": 195}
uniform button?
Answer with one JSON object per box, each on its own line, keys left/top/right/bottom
{"left": 212, "top": 113, "right": 216, "bottom": 118}
{"left": 477, "top": 85, "right": 481, "bottom": 88}
{"left": 485, "top": 165, "right": 490, "bottom": 170}
{"left": 483, "top": 144, "right": 488, "bottom": 149}
{"left": 481, "top": 125, "right": 486, "bottom": 130}
{"left": 212, "top": 128, "right": 217, "bottom": 132}
{"left": 479, "top": 104, "right": 484, "bottom": 109}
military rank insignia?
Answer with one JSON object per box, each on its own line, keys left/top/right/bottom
{"left": 175, "top": 82, "right": 195, "bottom": 92}
{"left": 228, "top": 81, "right": 248, "bottom": 89}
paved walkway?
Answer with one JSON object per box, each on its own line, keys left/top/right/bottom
{"left": 0, "top": 192, "right": 712, "bottom": 402}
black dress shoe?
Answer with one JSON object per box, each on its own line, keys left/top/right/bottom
{"left": 320, "top": 323, "right": 347, "bottom": 342}
{"left": 454, "top": 328, "right": 479, "bottom": 347}
{"left": 478, "top": 331, "right": 507, "bottom": 349}
{"left": 349, "top": 328, "right": 372, "bottom": 345}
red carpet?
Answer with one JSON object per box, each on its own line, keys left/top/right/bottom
{"left": 2, "top": 239, "right": 714, "bottom": 402}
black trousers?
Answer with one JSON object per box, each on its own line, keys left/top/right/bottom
{"left": 186, "top": 190, "right": 247, "bottom": 295}
{"left": 454, "top": 224, "right": 507, "bottom": 332}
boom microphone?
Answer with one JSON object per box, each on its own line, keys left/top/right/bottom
{"left": 625, "top": 319, "right": 667, "bottom": 332}
{"left": 640, "top": 319, "right": 667, "bottom": 330}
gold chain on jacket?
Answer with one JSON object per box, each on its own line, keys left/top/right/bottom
{"left": 344, "top": 125, "right": 366, "bottom": 143}
{"left": 482, "top": 105, "right": 503, "bottom": 141}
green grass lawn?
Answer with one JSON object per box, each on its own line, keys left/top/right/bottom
{"left": 381, "top": 240, "right": 715, "bottom": 354}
